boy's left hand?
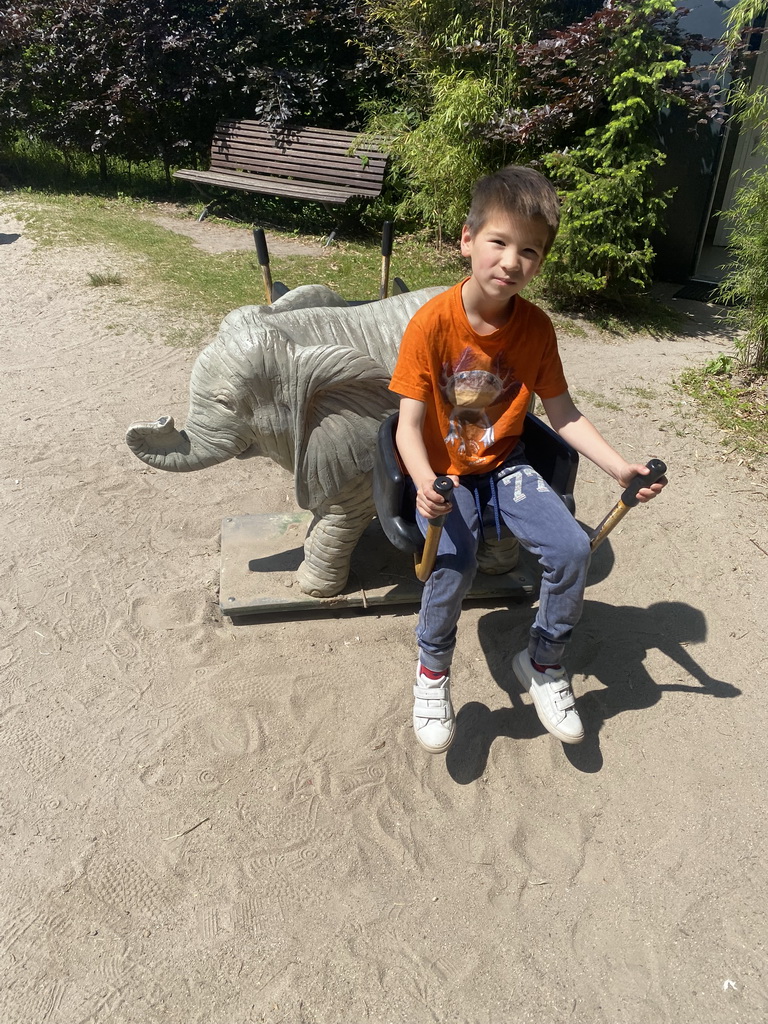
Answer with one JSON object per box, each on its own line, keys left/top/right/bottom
{"left": 618, "top": 463, "right": 668, "bottom": 503}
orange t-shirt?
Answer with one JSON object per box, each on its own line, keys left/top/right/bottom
{"left": 389, "top": 280, "right": 568, "bottom": 476}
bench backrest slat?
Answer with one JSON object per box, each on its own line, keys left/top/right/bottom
{"left": 216, "top": 120, "right": 382, "bottom": 150}
{"left": 209, "top": 121, "right": 387, "bottom": 195}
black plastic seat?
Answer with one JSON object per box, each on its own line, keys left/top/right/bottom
{"left": 373, "top": 411, "right": 579, "bottom": 554}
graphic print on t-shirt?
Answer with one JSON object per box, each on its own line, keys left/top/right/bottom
{"left": 440, "top": 347, "right": 522, "bottom": 462}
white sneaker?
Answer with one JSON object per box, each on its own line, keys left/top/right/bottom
{"left": 413, "top": 665, "right": 456, "bottom": 754}
{"left": 512, "top": 650, "right": 584, "bottom": 745}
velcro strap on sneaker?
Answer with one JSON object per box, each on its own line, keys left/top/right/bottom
{"left": 553, "top": 686, "right": 576, "bottom": 711}
{"left": 413, "top": 700, "right": 452, "bottom": 720}
{"left": 413, "top": 686, "right": 452, "bottom": 720}
{"left": 413, "top": 684, "right": 449, "bottom": 702}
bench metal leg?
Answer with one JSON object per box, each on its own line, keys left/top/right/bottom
{"left": 186, "top": 182, "right": 220, "bottom": 221}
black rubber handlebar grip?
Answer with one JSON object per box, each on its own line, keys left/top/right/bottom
{"left": 434, "top": 476, "right": 454, "bottom": 500}
{"left": 620, "top": 459, "right": 667, "bottom": 507}
{"left": 253, "top": 227, "right": 270, "bottom": 267}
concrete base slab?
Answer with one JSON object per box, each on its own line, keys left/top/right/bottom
{"left": 219, "top": 513, "right": 538, "bottom": 619}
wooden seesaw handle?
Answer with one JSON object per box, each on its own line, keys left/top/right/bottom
{"left": 589, "top": 459, "right": 667, "bottom": 552}
{"left": 414, "top": 476, "right": 454, "bottom": 582}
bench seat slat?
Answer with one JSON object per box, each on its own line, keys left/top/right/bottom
{"left": 173, "top": 168, "right": 366, "bottom": 204}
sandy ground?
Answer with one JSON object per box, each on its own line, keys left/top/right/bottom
{"left": 1, "top": 204, "right": 767, "bottom": 1024}
{"left": 147, "top": 207, "right": 326, "bottom": 256}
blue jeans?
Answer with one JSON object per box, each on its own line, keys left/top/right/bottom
{"left": 415, "top": 447, "right": 591, "bottom": 673}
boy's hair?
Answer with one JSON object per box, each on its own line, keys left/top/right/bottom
{"left": 465, "top": 165, "right": 561, "bottom": 254}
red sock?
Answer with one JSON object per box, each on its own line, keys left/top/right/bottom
{"left": 532, "top": 659, "right": 561, "bottom": 673}
{"left": 419, "top": 665, "right": 445, "bottom": 680}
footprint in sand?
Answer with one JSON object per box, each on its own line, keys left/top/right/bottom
{"left": 83, "top": 847, "right": 175, "bottom": 928}
{"left": 0, "top": 715, "right": 65, "bottom": 781}
{"left": 128, "top": 589, "right": 206, "bottom": 631}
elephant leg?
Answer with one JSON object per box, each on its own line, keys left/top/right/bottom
{"left": 295, "top": 476, "right": 376, "bottom": 598}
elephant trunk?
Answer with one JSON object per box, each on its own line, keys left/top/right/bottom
{"left": 125, "top": 415, "right": 248, "bottom": 472}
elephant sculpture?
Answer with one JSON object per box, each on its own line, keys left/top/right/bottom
{"left": 126, "top": 285, "right": 446, "bottom": 597}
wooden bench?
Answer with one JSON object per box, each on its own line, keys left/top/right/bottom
{"left": 174, "top": 120, "right": 389, "bottom": 211}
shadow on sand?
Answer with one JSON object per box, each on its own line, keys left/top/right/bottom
{"left": 446, "top": 599, "right": 739, "bottom": 784}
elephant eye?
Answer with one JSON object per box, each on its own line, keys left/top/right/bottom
{"left": 213, "top": 394, "right": 236, "bottom": 411}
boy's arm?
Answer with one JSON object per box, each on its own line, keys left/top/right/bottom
{"left": 541, "top": 391, "right": 666, "bottom": 503}
{"left": 396, "top": 397, "right": 459, "bottom": 519}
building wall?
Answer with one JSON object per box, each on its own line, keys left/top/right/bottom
{"left": 653, "top": 0, "right": 742, "bottom": 282}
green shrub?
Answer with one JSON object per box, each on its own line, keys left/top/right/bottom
{"left": 542, "top": 151, "right": 672, "bottom": 305}
{"left": 717, "top": 168, "right": 768, "bottom": 371}
{"left": 536, "top": 0, "right": 685, "bottom": 305}
{"left": 715, "top": 0, "right": 768, "bottom": 371}
{"left": 366, "top": 73, "right": 505, "bottom": 243}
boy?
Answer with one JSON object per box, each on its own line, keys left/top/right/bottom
{"left": 389, "top": 165, "right": 666, "bottom": 754}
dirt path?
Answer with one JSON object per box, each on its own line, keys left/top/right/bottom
{"left": 2, "top": 206, "right": 767, "bottom": 1024}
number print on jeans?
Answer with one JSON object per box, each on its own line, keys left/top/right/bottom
{"left": 499, "top": 466, "right": 550, "bottom": 502}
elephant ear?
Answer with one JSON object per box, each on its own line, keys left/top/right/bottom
{"left": 290, "top": 344, "right": 396, "bottom": 509}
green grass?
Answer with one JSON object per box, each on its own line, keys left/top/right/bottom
{"left": 2, "top": 137, "right": 180, "bottom": 201}
{"left": 267, "top": 233, "right": 464, "bottom": 299}
{"left": 3, "top": 138, "right": 689, "bottom": 337}
{"left": 570, "top": 388, "right": 622, "bottom": 413}
{"left": 5, "top": 190, "right": 464, "bottom": 337}
{"left": 87, "top": 270, "right": 124, "bottom": 287}
{"left": 677, "top": 358, "right": 768, "bottom": 459}
{"left": 625, "top": 385, "right": 656, "bottom": 401}
{"left": 550, "top": 316, "right": 589, "bottom": 338}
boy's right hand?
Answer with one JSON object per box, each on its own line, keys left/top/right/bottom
{"left": 416, "top": 476, "right": 460, "bottom": 519}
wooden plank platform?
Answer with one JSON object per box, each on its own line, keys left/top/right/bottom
{"left": 219, "top": 514, "right": 539, "bottom": 619}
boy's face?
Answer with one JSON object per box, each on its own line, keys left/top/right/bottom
{"left": 460, "top": 211, "right": 549, "bottom": 304}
